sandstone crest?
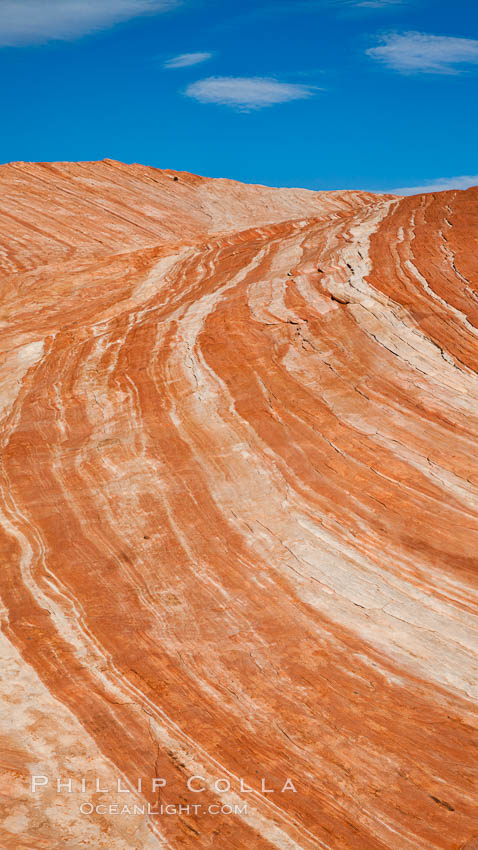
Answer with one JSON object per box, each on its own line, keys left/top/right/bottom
{"left": 0, "top": 160, "right": 477, "bottom": 849}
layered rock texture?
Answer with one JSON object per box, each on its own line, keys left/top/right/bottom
{"left": 0, "top": 160, "right": 477, "bottom": 849}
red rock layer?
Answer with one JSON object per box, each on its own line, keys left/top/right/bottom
{"left": 0, "top": 161, "right": 477, "bottom": 849}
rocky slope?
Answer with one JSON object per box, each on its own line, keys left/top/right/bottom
{"left": 0, "top": 160, "right": 477, "bottom": 849}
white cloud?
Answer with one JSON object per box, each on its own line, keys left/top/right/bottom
{"left": 185, "top": 76, "right": 317, "bottom": 110}
{"left": 0, "top": 0, "right": 178, "bottom": 46}
{"left": 355, "top": 0, "right": 401, "bottom": 6}
{"left": 392, "top": 175, "right": 478, "bottom": 195}
{"left": 164, "top": 52, "right": 212, "bottom": 68}
{"left": 367, "top": 31, "right": 478, "bottom": 73}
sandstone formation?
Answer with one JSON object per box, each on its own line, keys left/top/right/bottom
{"left": 0, "top": 159, "right": 477, "bottom": 849}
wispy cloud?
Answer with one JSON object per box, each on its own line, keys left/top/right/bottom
{"left": 392, "top": 175, "right": 478, "bottom": 195}
{"left": 355, "top": 0, "right": 401, "bottom": 6}
{"left": 164, "top": 52, "right": 212, "bottom": 69}
{"left": 367, "top": 31, "right": 478, "bottom": 74}
{"left": 265, "top": 0, "right": 402, "bottom": 10}
{"left": 0, "top": 0, "right": 178, "bottom": 47}
{"left": 290, "top": 0, "right": 403, "bottom": 7}
{"left": 185, "top": 76, "right": 317, "bottom": 111}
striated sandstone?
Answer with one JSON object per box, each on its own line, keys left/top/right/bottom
{"left": 0, "top": 160, "right": 477, "bottom": 849}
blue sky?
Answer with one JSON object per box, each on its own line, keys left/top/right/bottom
{"left": 0, "top": 0, "right": 477, "bottom": 192}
